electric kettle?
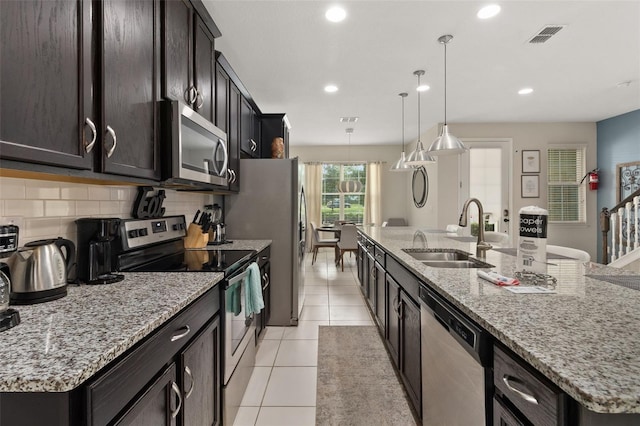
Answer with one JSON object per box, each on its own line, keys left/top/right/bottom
{"left": 7, "top": 238, "right": 75, "bottom": 304}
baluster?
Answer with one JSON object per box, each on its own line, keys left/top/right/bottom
{"left": 617, "top": 208, "right": 625, "bottom": 259}
{"left": 625, "top": 201, "right": 632, "bottom": 255}
{"left": 611, "top": 213, "right": 617, "bottom": 262}
{"left": 634, "top": 195, "right": 640, "bottom": 250}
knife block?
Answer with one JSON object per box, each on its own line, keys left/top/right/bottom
{"left": 184, "top": 223, "right": 209, "bottom": 249}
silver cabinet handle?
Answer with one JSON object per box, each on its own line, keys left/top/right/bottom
{"left": 227, "top": 169, "right": 233, "bottom": 180}
{"left": 502, "top": 375, "right": 539, "bottom": 405}
{"left": 170, "top": 325, "right": 191, "bottom": 342}
{"left": 230, "top": 169, "right": 237, "bottom": 183}
{"left": 195, "top": 92, "right": 204, "bottom": 109}
{"left": 250, "top": 139, "right": 257, "bottom": 152}
{"left": 105, "top": 125, "right": 117, "bottom": 158}
{"left": 170, "top": 382, "right": 183, "bottom": 418}
{"left": 184, "top": 366, "right": 194, "bottom": 399}
{"left": 84, "top": 117, "right": 97, "bottom": 153}
{"left": 185, "top": 86, "right": 197, "bottom": 104}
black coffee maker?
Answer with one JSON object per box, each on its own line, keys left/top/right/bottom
{"left": 76, "top": 218, "right": 124, "bottom": 284}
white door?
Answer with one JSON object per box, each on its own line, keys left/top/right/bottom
{"left": 459, "top": 139, "right": 512, "bottom": 235}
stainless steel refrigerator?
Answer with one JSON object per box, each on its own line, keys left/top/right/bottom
{"left": 225, "top": 158, "right": 306, "bottom": 326}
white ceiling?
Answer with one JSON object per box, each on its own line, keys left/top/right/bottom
{"left": 204, "top": 1, "right": 640, "bottom": 147}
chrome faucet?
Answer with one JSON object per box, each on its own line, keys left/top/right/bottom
{"left": 459, "top": 198, "right": 492, "bottom": 258}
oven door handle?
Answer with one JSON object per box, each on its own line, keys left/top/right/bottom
{"left": 226, "top": 268, "right": 251, "bottom": 288}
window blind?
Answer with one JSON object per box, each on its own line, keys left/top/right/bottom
{"left": 547, "top": 148, "right": 586, "bottom": 222}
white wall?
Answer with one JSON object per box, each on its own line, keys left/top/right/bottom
{"left": 289, "top": 145, "right": 408, "bottom": 225}
{"left": 432, "top": 122, "right": 598, "bottom": 259}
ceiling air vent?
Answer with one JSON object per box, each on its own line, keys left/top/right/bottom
{"left": 528, "top": 25, "right": 565, "bottom": 44}
{"left": 339, "top": 117, "right": 359, "bottom": 123}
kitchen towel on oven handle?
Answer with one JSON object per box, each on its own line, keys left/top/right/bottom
{"left": 244, "top": 262, "right": 264, "bottom": 316}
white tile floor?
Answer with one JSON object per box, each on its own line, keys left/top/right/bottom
{"left": 233, "top": 249, "right": 374, "bottom": 426}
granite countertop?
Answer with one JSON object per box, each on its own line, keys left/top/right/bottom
{"left": 0, "top": 272, "right": 224, "bottom": 393}
{"left": 359, "top": 226, "right": 640, "bottom": 414}
{"left": 202, "top": 239, "right": 271, "bottom": 252}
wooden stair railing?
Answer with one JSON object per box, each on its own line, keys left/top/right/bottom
{"left": 601, "top": 187, "right": 640, "bottom": 264}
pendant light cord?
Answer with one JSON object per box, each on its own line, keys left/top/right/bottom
{"left": 401, "top": 95, "right": 405, "bottom": 152}
{"left": 417, "top": 73, "right": 421, "bottom": 142}
{"left": 444, "top": 41, "right": 447, "bottom": 125}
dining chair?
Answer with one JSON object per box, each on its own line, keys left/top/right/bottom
{"left": 547, "top": 245, "right": 591, "bottom": 261}
{"left": 337, "top": 224, "right": 358, "bottom": 271}
{"left": 310, "top": 221, "right": 339, "bottom": 265}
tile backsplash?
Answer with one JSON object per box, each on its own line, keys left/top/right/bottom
{"left": 0, "top": 176, "right": 220, "bottom": 247}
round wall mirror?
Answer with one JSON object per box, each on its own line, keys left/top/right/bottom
{"left": 412, "top": 166, "right": 429, "bottom": 208}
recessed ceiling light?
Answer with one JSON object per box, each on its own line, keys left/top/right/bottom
{"left": 325, "top": 6, "right": 346, "bottom": 23}
{"left": 324, "top": 84, "right": 339, "bottom": 93}
{"left": 416, "top": 84, "right": 430, "bottom": 92}
{"left": 518, "top": 88, "right": 534, "bottom": 95}
{"left": 477, "top": 4, "right": 501, "bottom": 19}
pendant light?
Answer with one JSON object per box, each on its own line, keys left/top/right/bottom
{"left": 405, "top": 70, "right": 435, "bottom": 165}
{"left": 428, "top": 35, "right": 468, "bottom": 155}
{"left": 390, "top": 92, "right": 413, "bottom": 172}
{"left": 338, "top": 128, "right": 363, "bottom": 193}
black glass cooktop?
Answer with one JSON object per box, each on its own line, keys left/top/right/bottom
{"left": 124, "top": 249, "right": 255, "bottom": 275}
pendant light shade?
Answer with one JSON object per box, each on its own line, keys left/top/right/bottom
{"left": 406, "top": 70, "right": 435, "bottom": 166}
{"left": 338, "top": 128, "right": 363, "bottom": 193}
{"left": 390, "top": 92, "right": 413, "bottom": 172}
{"left": 428, "top": 35, "right": 468, "bottom": 156}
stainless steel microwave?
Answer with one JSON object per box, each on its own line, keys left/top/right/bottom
{"left": 162, "top": 101, "right": 228, "bottom": 188}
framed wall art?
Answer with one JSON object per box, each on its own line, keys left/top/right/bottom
{"left": 521, "top": 175, "right": 539, "bottom": 198}
{"left": 616, "top": 161, "right": 640, "bottom": 203}
{"left": 522, "top": 150, "right": 540, "bottom": 173}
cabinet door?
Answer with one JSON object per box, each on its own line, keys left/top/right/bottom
{"left": 227, "top": 83, "right": 241, "bottom": 192}
{"left": 400, "top": 292, "right": 422, "bottom": 414}
{"left": 385, "top": 274, "right": 400, "bottom": 368}
{"left": 240, "top": 97, "right": 258, "bottom": 157}
{"left": 115, "top": 363, "right": 178, "bottom": 426}
{"left": 357, "top": 244, "right": 365, "bottom": 285}
{"left": 0, "top": 0, "right": 94, "bottom": 170}
{"left": 100, "top": 0, "right": 161, "bottom": 179}
{"left": 181, "top": 318, "right": 221, "bottom": 426}
{"left": 253, "top": 112, "right": 261, "bottom": 157}
{"left": 262, "top": 262, "right": 271, "bottom": 329}
{"left": 214, "top": 65, "right": 229, "bottom": 132}
{"left": 366, "top": 252, "right": 376, "bottom": 311}
{"left": 193, "top": 15, "right": 215, "bottom": 123}
{"left": 375, "top": 261, "right": 386, "bottom": 335}
{"left": 493, "top": 397, "right": 526, "bottom": 426}
{"left": 162, "top": 0, "right": 192, "bottom": 105}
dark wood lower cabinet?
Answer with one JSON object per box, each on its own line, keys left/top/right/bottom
{"left": 366, "top": 252, "right": 376, "bottom": 309}
{"left": 180, "top": 317, "right": 221, "bottom": 426}
{"left": 400, "top": 291, "right": 422, "bottom": 414}
{"left": 386, "top": 274, "right": 401, "bottom": 368}
{"left": 374, "top": 261, "right": 386, "bottom": 335}
{"left": 115, "top": 364, "right": 177, "bottom": 426}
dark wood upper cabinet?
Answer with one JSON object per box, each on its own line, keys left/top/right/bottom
{"left": 240, "top": 96, "right": 259, "bottom": 157}
{"left": 228, "top": 82, "right": 241, "bottom": 192}
{"left": 99, "top": 0, "right": 161, "bottom": 180}
{"left": 162, "top": 0, "right": 215, "bottom": 123}
{"left": 162, "top": 0, "right": 193, "bottom": 105}
{"left": 0, "top": 0, "right": 94, "bottom": 170}
{"left": 215, "top": 65, "right": 229, "bottom": 132}
{"left": 193, "top": 15, "right": 215, "bottom": 123}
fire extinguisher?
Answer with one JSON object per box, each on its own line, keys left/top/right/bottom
{"left": 580, "top": 168, "right": 599, "bottom": 190}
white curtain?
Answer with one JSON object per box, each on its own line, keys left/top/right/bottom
{"left": 364, "top": 162, "right": 382, "bottom": 226}
{"left": 305, "top": 163, "right": 323, "bottom": 252}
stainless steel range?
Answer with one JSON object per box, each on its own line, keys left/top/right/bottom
{"left": 95, "top": 215, "right": 257, "bottom": 426}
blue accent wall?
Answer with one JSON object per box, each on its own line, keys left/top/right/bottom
{"left": 596, "top": 109, "right": 640, "bottom": 261}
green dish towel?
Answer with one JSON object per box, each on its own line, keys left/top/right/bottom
{"left": 245, "top": 262, "right": 264, "bottom": 317}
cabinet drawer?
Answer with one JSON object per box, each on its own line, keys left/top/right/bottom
{"left": 493, "top": 396, "right": 526, "bottom": 426}
{"left": 87, "top": 287, "right": 220, "bottom": 426}
{"left": 373, "top": 245, "right": 385, "bottom": 267}
{"left": 257, "top": 246, "right": 270, "bottom": 268}
{"left": 494, "top": 345, "right": 565, "bottom": 426}
{"left": 385, "top": 255, "right": 420, "bottom": 303}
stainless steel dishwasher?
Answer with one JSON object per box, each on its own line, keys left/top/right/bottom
{"left": 420, "top": 285, "right": 491, "bottom": 425}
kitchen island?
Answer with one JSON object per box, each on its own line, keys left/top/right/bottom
{"left": 358, "top": 226, "right": 640, "bottom": 423}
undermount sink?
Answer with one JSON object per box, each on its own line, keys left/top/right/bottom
{"left": 402, "top": 249, "right": 494, "bottom": 269}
